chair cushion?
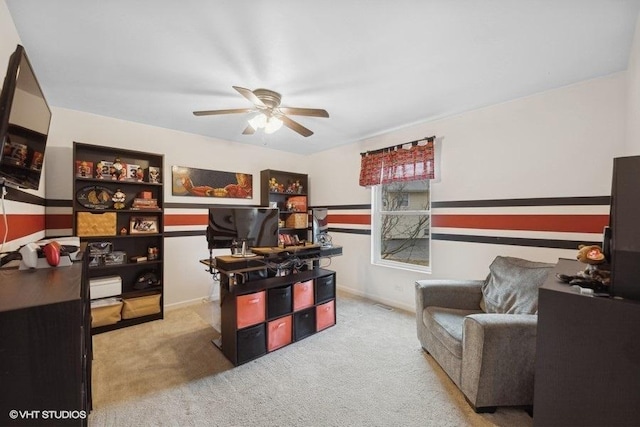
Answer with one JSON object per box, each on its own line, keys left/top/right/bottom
{"left": 480, "top": 256, "right": 554, "bottom": 314}
{"left": 424, "top": 306, "right": 483, "bottom": 358}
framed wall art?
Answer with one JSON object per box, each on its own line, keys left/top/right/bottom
{"left": 130, "top": 216, "right": 159, "bottom": 234}
{"left": 171, "top": 166, "right": 252, "bottom": 199}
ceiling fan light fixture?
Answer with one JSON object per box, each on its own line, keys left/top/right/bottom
{"left": 264, "top": 116, "right": 283, "bottom": 134}
{"left": 248, "top": 113, "right": 267, "bottom": 130}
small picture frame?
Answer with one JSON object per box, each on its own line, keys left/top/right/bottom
{"left": 130, "top": 216, "right": 159, "bottom": 234}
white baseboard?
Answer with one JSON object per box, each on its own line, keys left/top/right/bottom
{"left": 164, "top": 296, "right": 218, "bottom": 311}
{"left": 337, "top": 285, "right": 415, "bottom": 313}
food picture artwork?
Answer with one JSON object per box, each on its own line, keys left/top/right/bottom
{"left": 171, "top": 166, "right": 253, "bottom": 199}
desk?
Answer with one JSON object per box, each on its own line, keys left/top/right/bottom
{"left": 205, "top": 245, "right": 342, "bottom": 366}
{"left": 533, "top": 258, "right": 640, "bottom": 426}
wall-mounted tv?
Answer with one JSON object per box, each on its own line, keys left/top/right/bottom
{"left": 206, "top": 207, "right": 279, "bottom": 250}
{"left": 0, "top": 44, "right": 51, "bottom": 190}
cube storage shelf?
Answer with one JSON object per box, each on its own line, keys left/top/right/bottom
{"left": 219, "top": 265, "right": 336, "bottom": 366}
{"left": 73, "top": 142, "right": 164, "bottom": 334}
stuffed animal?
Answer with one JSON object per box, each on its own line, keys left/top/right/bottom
{"left": 556, "top": 244, "right": 611, "bottom": 292}
{"left": 575, "top": 244, "right": 611, "bottom": 286}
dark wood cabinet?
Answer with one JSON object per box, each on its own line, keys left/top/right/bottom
{"left": 73, "top": 142, "right": 164, "bottom": 333}
{"left": 534, "top": 258, "right": 640, "bottom": 426}
{"left": 0, "top": 263, "right": 91, "bottom": 426}
{"left": 217, "top": 256, "right": 336, "bottom": 366}
{"left": 260, "top": 169, "right": 309, "bottom": 244}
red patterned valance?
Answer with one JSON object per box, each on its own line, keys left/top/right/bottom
{"left": 359, "top": 138, "right": 435, "bottom": 187}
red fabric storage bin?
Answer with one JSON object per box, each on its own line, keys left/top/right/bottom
{"left": 236, "top": 290, "right": 266, "bottom": 329}
{"left": 267, "top": 315, "right": 292, "bottom": 352}
{"left": 293, "top": 280, "right": 314, "bottom": 311}
{"left": 316, "top": 300, "right": 335, "bottom": 331}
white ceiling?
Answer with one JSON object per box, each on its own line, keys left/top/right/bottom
{"left": 6, "top": 1, "right": 640, "bottom": 155}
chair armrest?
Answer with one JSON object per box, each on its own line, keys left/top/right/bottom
{"left": 415, "top": 279, "right": 484, "bottom": 312}
{"left": 460, "top": 313, "right": 538, "bottom": 408}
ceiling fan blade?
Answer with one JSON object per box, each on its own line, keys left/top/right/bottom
{"left": 232, "top": 86, "right": 266, "bottom": 108}
{"left": 278, "top": 114, "right": 314, "bottom": 137}
{"left": 193, "top": 108, "right": 254, "bottom": 116}
{"left": 278, "top": 107, "right": 329, "bottom": 118}
{"left": 242, "top": 124, "right": 256, "bottom": 135}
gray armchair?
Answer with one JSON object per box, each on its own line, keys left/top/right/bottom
{"left": 415, "top": 256, "right": 553, "bottom": 412}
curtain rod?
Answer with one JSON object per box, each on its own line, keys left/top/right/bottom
{"left": 360, "top": 136, "right": 435, "bottom": 157}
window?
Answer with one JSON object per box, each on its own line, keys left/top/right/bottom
{"left": 372, "top": 180, "right": 430, "bottom": 272}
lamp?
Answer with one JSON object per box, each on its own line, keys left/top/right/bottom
{"left": 264, "top": 116, "right": 283, "bottom": 134}
{"left": 248, "top": 112, "right": 283, "bottom": 134}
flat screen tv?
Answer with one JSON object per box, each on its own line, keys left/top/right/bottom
{"left": 206, "top": 207, "right": 279, "bottom": 250}
{"left": 0, "top": 44, "right": 51, "bottom": 190}
{"left": 606, "top": 155, "right": 640, "bottom": 301}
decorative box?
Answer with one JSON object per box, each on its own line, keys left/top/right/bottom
{"left": 285, "top": 213, "right": 308, "bottom": 229}
{"left": 88, "top": 241, "right": 113, "bottom": 255}
{"left": 89, "top": 275, "right": 122, "bottom": 299}
{"left": 104, "top": 251, "right": 127, "bottom": 265}
{"left": 77, "top": 212, "right": 117, "bottom": 237}
{"left": 286, "top": 196, "right": 307, "bottom": 212}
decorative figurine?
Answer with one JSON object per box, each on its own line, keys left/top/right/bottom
{"left": 111, "top": 158, "right": 126, "bottom": 180}
{"left": 112, "top": 188, "right": 126, "bottom": 209}
{"left": 148, "top": 166, "right": 161, "bottom": 183}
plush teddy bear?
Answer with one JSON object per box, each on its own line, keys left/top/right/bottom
{"left": 575, "top": 244, "right": 611, "bottom": 286}
{"left": 556, "top": 244, "right": 611, "bottom": 292}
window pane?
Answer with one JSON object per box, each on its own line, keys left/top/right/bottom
{"left": 379, "top": 214, "right": 430, "bottom": 266}
{"left": 381, "top": 181, "right": 429, "bottom": 212}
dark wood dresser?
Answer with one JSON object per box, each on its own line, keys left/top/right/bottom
{"left": 534, "top": 258, "right": 640, "bottom": 426}
{"left": 0, "top": 262, "right": 91, "bottom": 426}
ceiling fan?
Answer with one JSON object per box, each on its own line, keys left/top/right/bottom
{"left": 193, "top": 86, "right": 329, "bottom": 137}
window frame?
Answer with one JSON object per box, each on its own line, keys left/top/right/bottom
{"left": 371, "top": 180, "right": 431, "bottom": 273}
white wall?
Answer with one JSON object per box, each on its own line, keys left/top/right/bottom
{"left": 308, "top": 73, "right": 627, "bottom": 311}
{"left": 3, "top": 0, "right": 635, "bottom": 312}
{"left": 45, "top": 107, "right": 308, "bottom": 307}
{"left": 627, "top": 12, "right": 640, "bottom": 155}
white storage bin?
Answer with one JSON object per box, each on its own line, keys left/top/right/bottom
{"left": 90, "top": 275, "right": 122, "bottom": 299}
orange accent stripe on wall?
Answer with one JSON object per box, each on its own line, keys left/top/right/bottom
{"left": 328, "top": 214, "right": 371, "bottom": 225}
{"left": 46, "top": 214, "right": 73, "bottom": 229}
{"left": 164, "top": 214, "right": 208, "bottom": 226}
{"left": 432, "top": 214, "right": 609, "bottom": 233}
{"left": 0, "top": 214, "right": 45, "bottom": 241}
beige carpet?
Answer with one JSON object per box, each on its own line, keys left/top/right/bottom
{"left": 89, "top": 293, "right": 533, "bottom": 427}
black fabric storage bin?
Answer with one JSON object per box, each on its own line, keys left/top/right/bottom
{"left": 315, "top": 274, "right": 335, "bottom": 304}
{"left": 237, "top": 323, "right": 267, "bottom": 364}
{"left": 268, "top": 285, "right": 293, "bottom": 319}
{"left": 294, "top": 307, "right": 316, "bottom": 341}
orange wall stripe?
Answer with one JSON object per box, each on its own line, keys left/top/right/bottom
{"left": 432, "top": 214, "right": 609, "bottom": 233}
{"left": 164, "top": 214, "right": 208, "bottom": 226}
{"left": 328, "top": 214, "right": 371, "bottom": 225}
{"left": 46, "top": 214, "right": 73, "bottom": 229}
{"left": 1, "top": 214, "right": 45, "bottom": 241}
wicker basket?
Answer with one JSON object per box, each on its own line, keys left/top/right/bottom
{"left": 91, "top": 300, "right": 123, "bottom": 327}
{"left": 285, "top": 213, "right": 308, "bottom": 229}
{"left": 122, "top": 293, "right": 161, "bottom": 319}
{"left": 77, "top": 211, "right": 117, "bottom": 236}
